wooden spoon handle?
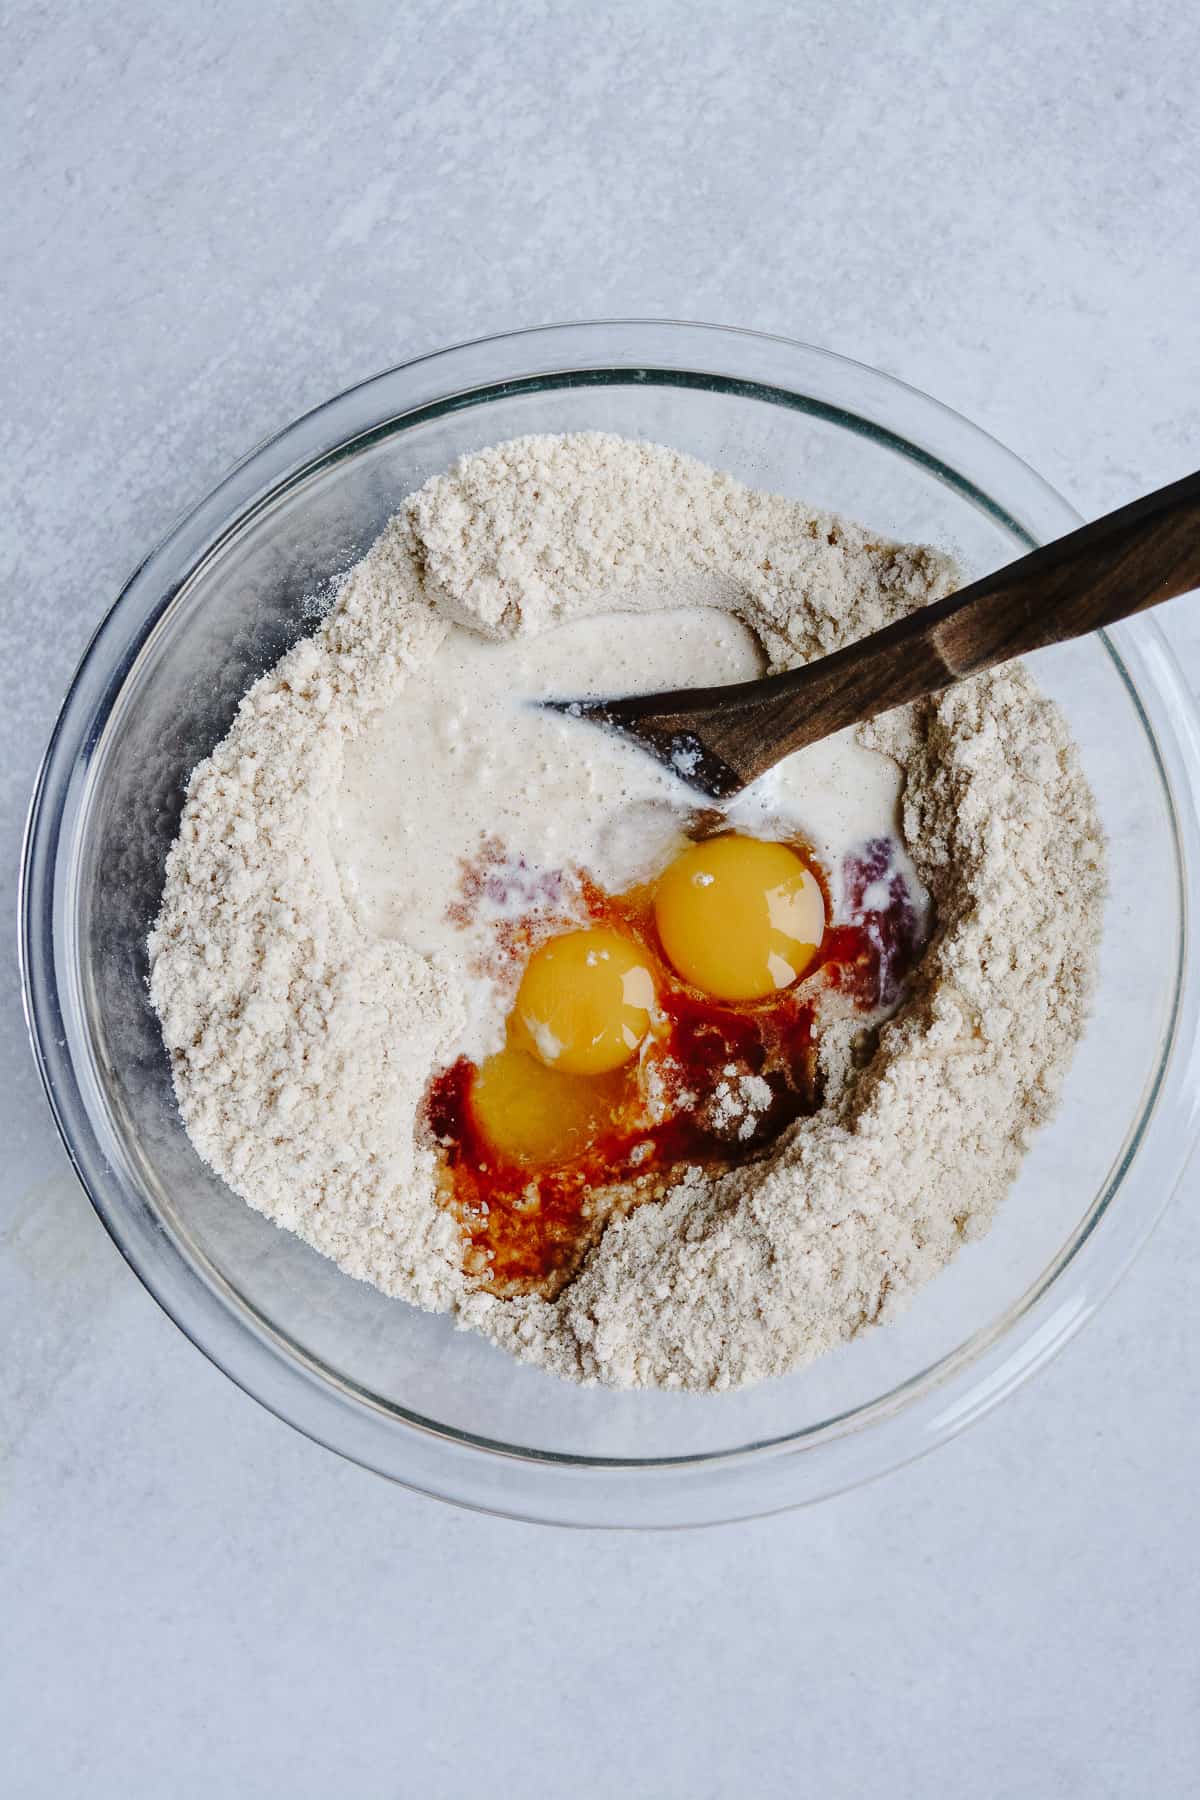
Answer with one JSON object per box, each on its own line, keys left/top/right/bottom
{"left": 703, "top": 467, "right": 1200, "bottom": 785}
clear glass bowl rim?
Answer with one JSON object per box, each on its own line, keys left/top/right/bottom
{"left": 19, "top": 319, "right": 1200, "bottom": 1528}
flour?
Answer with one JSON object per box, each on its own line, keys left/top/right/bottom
{"left": 148, "top": 432, "right": 1105, "bottom": 1391}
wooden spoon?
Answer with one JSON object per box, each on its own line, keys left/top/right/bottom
{"left": 544, "top": 469, "right": 1200, "bottom": 799}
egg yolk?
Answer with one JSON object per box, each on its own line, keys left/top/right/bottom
{"left": 654, "top": 834, "right": 825, "bottom": 1001}
{"left": 513, "top": 927, "right": 656, "bottom": 1074}
{"left": 469, "top": 1044, "right": 625, "bottom": 1166}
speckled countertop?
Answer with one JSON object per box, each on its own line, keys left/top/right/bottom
{"left": 3, "top": 3, "right": 1199, "bottom": 1795}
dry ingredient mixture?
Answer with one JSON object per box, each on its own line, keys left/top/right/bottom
{"left": 148, "top": 433, "right": 1105, "bottom": 1391}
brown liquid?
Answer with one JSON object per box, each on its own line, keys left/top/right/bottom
{"left": 424, "top": 839, "right": 924, "bottom": 1298}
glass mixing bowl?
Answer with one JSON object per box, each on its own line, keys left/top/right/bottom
{"left": 20, "top": 322, "right": 1200, "bottom": 1526}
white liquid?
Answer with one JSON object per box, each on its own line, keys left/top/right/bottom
{"left": 332, "top": 609, "right": 920, "bottom": 1056}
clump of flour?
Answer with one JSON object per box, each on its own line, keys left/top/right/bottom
{"left": 149, "top": 433, "right": 1105, "bottom": 1390}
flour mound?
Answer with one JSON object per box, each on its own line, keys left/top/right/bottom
{"left": 149, "top": 433, "right": 1104, "bottom": 1391}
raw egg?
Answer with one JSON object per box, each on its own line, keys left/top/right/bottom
{"left": 469, "top": 1044, "right": 624, "bottom": 1166}
{"left": 654, "top": 834, "right": 824, "bottom": 1001}
{"left": 513, "top": 927, "right": 656, "bottom": 1074}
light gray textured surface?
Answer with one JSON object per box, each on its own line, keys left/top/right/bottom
{"left": 3, "top": 2, "right": 1200, "bottom": 1795}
